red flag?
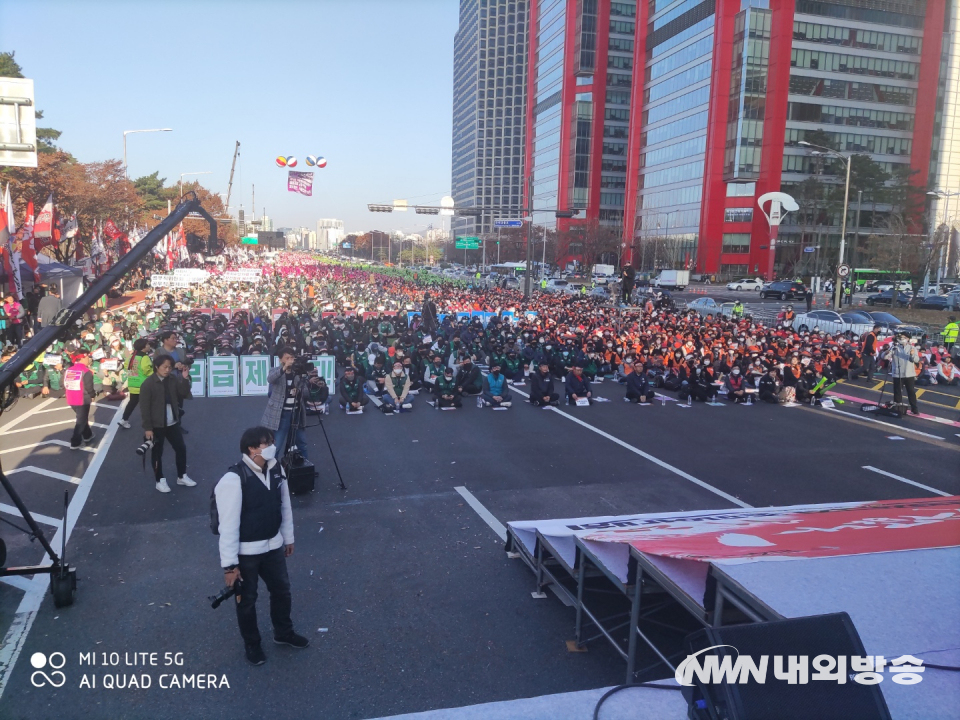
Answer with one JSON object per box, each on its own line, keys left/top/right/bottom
{"left": 19, "top": 201, "right": 41, "bottom": 282}
{"left": 103, "top": 219, "right": 123, "bottom": 240}
{"left": 34, "top": 193, "right": 54, "bottom": 239}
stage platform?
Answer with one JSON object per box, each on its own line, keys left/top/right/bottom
{"left": 369, "top": 683, "right": 688, "bottom": 720}
{"left": 505, "top": 497, "right": 960, "bottom": 720}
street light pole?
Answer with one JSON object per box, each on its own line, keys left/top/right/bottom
{"left": 179, "top": 171, "right": 212, "bottom": 198}
{"left": 525, "top": 174, "right": 534, "bottom": 298}
{"left": 123, "top": 128, "right": 172, "bottom": 179}
{"left": 799, "top": 141, "right": 851, "bottom": 309}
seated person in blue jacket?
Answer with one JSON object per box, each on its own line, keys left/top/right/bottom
{"left": 481, "top": 362, "right": 513, "bottom": 408}
{"left": 529, "top": 360, "right": 559, "bottom": 407}
{"left": 565, "top": 363, "right": 593, "bottom": 405}
{"left": 623, "top": 358, "right": 652, "bottom": 404}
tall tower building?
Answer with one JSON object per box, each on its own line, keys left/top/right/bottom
{"left": 619, "top": 0, "right": 951, "bottom": 279}
{"left": 452, "top": 0, "right": 530, "bottom": 237}
{"left": 525, "top": 0, "right": 640, "bottom": 236}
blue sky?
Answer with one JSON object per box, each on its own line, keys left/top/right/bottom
{"left": 0, "top": 0, "right": 458, "bottom": 235}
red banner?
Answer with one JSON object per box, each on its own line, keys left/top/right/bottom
{"left": 582, "top": 497, "right": 960, "bottom": 563}
{"left": 34, "top": 193, "right": 54, "bottom": 239}
{"left": 103, "top": 218, "right": 123, "bottom": 240}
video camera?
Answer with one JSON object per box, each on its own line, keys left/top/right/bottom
{"left": 209, "top": 579, "right": 242, "bottom": 609}
{"left": 290, "top": 354, "right": 315, "bottom": 376}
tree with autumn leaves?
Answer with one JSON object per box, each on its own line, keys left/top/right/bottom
{"left": 0, "top": 50, "right": 236, "bottom": 262}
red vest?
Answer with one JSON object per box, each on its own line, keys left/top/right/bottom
{"left": 64, "top": 363, "right": 91, "bottom": 406}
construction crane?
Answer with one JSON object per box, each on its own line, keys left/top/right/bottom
{"left": 224, "top": 140, "right": 240, "bottom": 212}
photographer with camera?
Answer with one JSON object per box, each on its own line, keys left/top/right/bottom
{"left": 214, "top": 426, "right": 307, "bottom": 666}
{"left": 139, "top": 354, "right": 194, "bottom": 494}
{"left": 261, "top": 346, "right": 310, "bottom": 461}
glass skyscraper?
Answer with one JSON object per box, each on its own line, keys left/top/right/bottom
{"left": 452, "top": 0, "right": 530, "bottom": 236}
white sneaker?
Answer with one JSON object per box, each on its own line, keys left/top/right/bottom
{"left": 401, "top": 402, "right": 412, "bottom": 409}
{"left": 118, "top": 420, "right": 131, "bottom": 429}
{"left": 156, "top": 478, "right": 171, "bottom": 493}
{"left": 177, "top": 475, "right": 197, "bottom": 487}
{"left": 500, "top": 401, "right": 512, "bottom": 408}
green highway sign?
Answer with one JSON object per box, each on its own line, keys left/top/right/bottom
{"left": 241, "top": 236, "right": 259, "bottom": 245}
{"left": 455, "top": 236, "right": 480, "bottom": 249}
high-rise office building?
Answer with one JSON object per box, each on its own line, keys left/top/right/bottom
{"left": 525, "top": 0, "right": 639, "bottom": 234}
{"left": 621, "top": 0, "right": 952, "bottom": 278}
{"left": 316, "top": 219, "right": 345, "bottom": 252}
{"left": 452, "top": 0, "right": 530, "bottom": 236}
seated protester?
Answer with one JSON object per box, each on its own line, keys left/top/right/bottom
{"left": 724, "top": 366, "right": 748, "bottom": 403}
{"left": 455, "top": 357, "right": 483, "bottom": 396}
{"left": 782, "top": 356, "right": 803, "bottom": 389}
{"left": 401, "top": 355, "right": 423, "bottom": 393}
{"left": 338, "top": 366, "right": 369, "bottom": 412}
{"left": 305, "top": 372, "right": 330, "bottom": 414}
{"left": 795, "top": 366, "right": 827, "bottom": 405}
{"left": 481, "top": 362, "right": 513, "bottom": 408}
{"left": 16, "top": 361, "right": 47, "bottom": 398}
{"left": 423, "top": 354, "right": 446, "bottom": 387}
{"left": 745, "top": 358, "right": 765, "bottom": 389}
{"left": 383, "top": 361, "right": 413, "bottom": 412}
{"left": 366, "top": 356, "right": 388, "bottom": 396}
{"left": 915, "top": 353, "right": 934, "bottom": 386}
{"left": 43, "top": 358, "right": 66, "bottom": 399}
{"left": 843, "top": 347, "right": 863, "bottom": 381}
{"left": 687, "top": 365, "right": 718, "bottom": 402}
{"left": 502, "top": 349, "right": 524, "bottom": 384}
{"left": 565, "top": 363, "right": 593, "bottom": 405}
{"left": 580, "top": 350, "right": 600, "bottom": 382}
{"left": 937, "top": 356, "right": 960, "bottom": 386}
{"left": 529, "top": 360, "right": 560, "bottom": 407}
{"left": 623, "top": 359, "right": 653, "bottom": 404}
{"left": 433, "top": 367, "right": 462, "bottom": 408}
{"left": 758, "top": 366, "right": 782, "bottom": 404}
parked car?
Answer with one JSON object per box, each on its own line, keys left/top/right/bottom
{"left": 502, "top": 276, "right": 521, "bottom": 290}
{"left": 915, "top": 295, "right": 950, "bottom": 310}
{"left": 866, "top": 280, "right": 913, "bottom": 293}
{"left": 685, "top": 297, "right": 722, "bottom": 314}
{"left": 726, "top": 278, "right": 763, "bottom": 292}
{"left": 846, "top": 311, "right": 927, "bottom": 344}
{"left": 792, "top": 310, "right": 874, "bottom": 337}
{"left": 589, "top": 286, "right": 613, "bottom": 300}
{"left": 543, "top": 278, "right": 571, "bottom": 294}
{"left": 865, "top": 290, "right": 911, "bottom": 306}
{"left": 759, "top": 281, "right": 807, "bottom": 300}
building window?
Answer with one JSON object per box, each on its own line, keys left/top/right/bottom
{"left": 724, "top": 208, "right": 754, "bottom": 223}
{"left": 722, "top": 233, "right": 751, "bottom": 254}
{"left": 726, "top": 182, "right": 756, "bottom": 197}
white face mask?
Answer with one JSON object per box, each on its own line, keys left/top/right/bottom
{"left": 259, "top": 444, "right": 277, "bottom": 462}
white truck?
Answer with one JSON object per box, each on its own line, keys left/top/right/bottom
{"left": 652, "top": 270, "right": 689, "bottom": 291}
{"left": 592, "top": 264, "right": 616, "bottom": 284}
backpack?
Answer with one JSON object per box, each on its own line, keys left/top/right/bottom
{"left": 210, "top": 463, "right": 249, "bottom": 535}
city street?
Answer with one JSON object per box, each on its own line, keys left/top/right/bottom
{"left": 1, "top": 374, "right": 957, "bottom": 719}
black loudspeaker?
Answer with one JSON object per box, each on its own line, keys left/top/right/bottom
{"left": 683, "top": 613, "right": 891, "bottom": 720}
{"left": 285, "top": 459, "right": 316, "bottom": 494}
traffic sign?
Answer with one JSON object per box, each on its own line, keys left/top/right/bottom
{"left": 241, "top": 236, "right": 259, "bottom": 245}
{"left": 837, "top": 264, "right": 850, "bottom": 278}
{"left": 455, "top": 236, "right": 480, "bottom": 249}
{"left": 494, "top": 219, "right": 523, "bottom": 228}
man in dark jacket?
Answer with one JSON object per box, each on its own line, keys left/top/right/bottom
{"left": 455, "top": 357, "right": 483, "bottom": 396}
{"left": 619, "top": 263, "right": 636, "bottom": 305}
{"left": 139, "top": 354, "right": 194, "bottom": 493}
{"left": 529, "top": 360, "right": 559, "bottom": 407}
{"left": 37, "top": 286, "right": 62, "bottom": 330}
{"left": 565, "top": 363, "right": 592, "bottom": 405}
{"left": 624, "top": 362, "right": 652, "bottom": 404}
{"left": 420, "top": 292, "right": 438, "bottom": 335}
{"left": 339, "top": 366, "right": 368, "bottom": 412}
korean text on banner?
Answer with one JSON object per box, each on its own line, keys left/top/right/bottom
{"left": 240, "top": 355, "right": 270, "bottom": 396}
{"left": 287, "top": 171, "right": 314, "bottom": 196}
{"left": 189, "top": 360, "right": 206, "bottom": 397}
{"left": 207, "top": 356, "right": 239, "bottom": 397}
{"left": 311, "top": 355, "right": 336, "bottom": 389}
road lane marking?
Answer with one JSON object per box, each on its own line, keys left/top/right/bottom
{"left": 862, "top": 466, "right": 952, "bottom": 497}
{"left": 506, "top": 378, "right": 752, "bottom": 508}
{"left": 0, "top": 440, "right": 96, "bottom": 455}
{"left": 821, "top": 408, "right": 945, "bottom": 440}
{"left": 455, "top": 486, "right": 507, "bottom": 542}
{"left": 4, "top": 419, "right": 110, "bottom": 434}
{"left": 0, "top": 502, "right": 61, "bottom": 527}
{"left": 5, "top": 466, "right": 82, "bottom": 485}
{"left": 33, "top": 401, "right": 120, "bottom": 415}
{"left": 0, "top": 399, "right": 125, "bottom": 701}
{"left": 0, "top": 577, "right": 34, "bottom": 593}
{"left": 0, "top": 398, "right": 57, "bottom": 432}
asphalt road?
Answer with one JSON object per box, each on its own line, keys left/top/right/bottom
{"left": 0, "top": 371, "right": 957, "bottom": 720}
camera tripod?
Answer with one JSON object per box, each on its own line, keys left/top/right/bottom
{"left": 285, "top": 375, "right": 346, "bottom": 490}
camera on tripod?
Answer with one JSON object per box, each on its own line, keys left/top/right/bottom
{"left": 290, "top": 354, "right": 314, "bottom": 376}
{"left": 135, "top": 438, "right": 154, "bottom": 456}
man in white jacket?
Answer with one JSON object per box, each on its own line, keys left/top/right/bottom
{"left": 215, "top": 426, "right": 307, "bottom": 665}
